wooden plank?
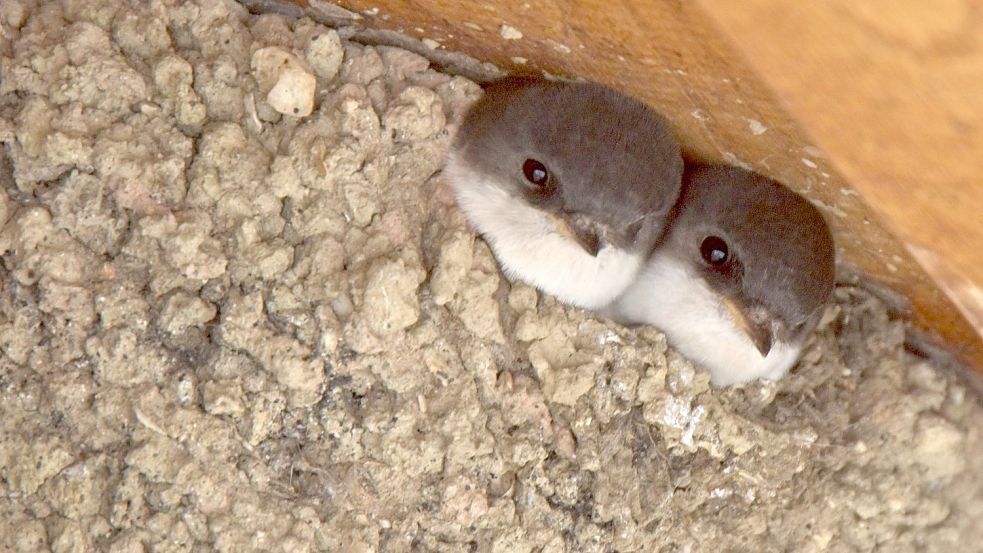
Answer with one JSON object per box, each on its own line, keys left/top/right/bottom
{"left": 259, "top": 0, "right": 983, "bottom": 376}
{"left": 697, "top": 0, "right": 983, "bottom": 364}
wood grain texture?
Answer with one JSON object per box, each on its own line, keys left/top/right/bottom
{"left": 263, "top": 0, "right": 983, "bottom": 375}
{"left": 697, "top": 0, "right": 983, "bottom": 363}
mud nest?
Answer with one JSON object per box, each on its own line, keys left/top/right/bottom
{"left": 0, "top": 1, "right": 981, "bottom": 552}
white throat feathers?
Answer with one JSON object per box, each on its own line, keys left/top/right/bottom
{"left": 444, "top": 152, "right": 646, "bottom": 311}
{"left": 607, "top": 253, "right": 804, "bottom": 385}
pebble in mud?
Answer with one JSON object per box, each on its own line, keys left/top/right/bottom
{"left": 0, "top": 1, "right": 981, "bottom": 552}
{"left": 251, "top": 46, "right": 317, "bottom": 117}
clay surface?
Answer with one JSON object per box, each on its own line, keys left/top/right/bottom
{"left": 0, "top": 1, "right": 980, "bottom": 551}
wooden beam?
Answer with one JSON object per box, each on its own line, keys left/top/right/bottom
{"left": 698, "top": 0, "right": 983, "bottom": 369}
{"left": 258, "top": 0, "right": 983, "bottom": 377}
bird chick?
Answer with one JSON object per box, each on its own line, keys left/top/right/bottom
{"left": 443, "top": 76, "right": 684, "bottom": 310}
{"left": 606, "top": 163, "right": 836, "bottom": 385}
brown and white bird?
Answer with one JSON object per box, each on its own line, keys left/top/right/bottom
{"left": 605, "top": 163, "right": 836, "bottom": 385}
{"left": 443, "top": 76, "right": 684, "bottom": 310}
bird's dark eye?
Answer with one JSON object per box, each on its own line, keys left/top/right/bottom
{"left": 522, "top": 159, "right": 549, "bottom": 188}
{"left": 700, "top": 236, "right": 729, "bottom": 266}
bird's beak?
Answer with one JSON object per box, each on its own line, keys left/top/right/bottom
{"left": 721, "top": 297, "right": 774, "bottom": 357}
{"left": 546, "top": 212, "right": 601, "bottom": 256}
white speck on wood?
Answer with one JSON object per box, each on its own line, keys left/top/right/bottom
{"left": 499, "top": 24, "right": 523, "bottom": 40}
{"left": 546, "top": 39, "right": 571, "bottom": 54}
{"left": 690, "top": 109, "right": 710, "bottom": 122}
{"left": 722, "top": 152, "right": 753, "bottom": 171}
{"left": 812, "top": 199, "right": 847, "bottom": 218}
{"left": 803, "top": 145, "right": 826, "bottom": 158}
